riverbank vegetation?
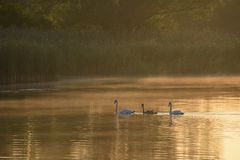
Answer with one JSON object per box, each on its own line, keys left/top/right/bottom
{"left": 0, "top": 0, "right": 240, "bottom": 85}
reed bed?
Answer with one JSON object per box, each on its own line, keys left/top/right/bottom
{"left": 1, "top": 28, "right": 239, "bottom": 84}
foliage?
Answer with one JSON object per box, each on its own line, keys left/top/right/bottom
{"left": 1, "top": 0, "right": 240, "bottom": 85}
{"left": 0, "top": 0, "right": 223, "bottom": 31}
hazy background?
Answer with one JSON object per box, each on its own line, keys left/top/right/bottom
{"left": 1, "top": 0, "right": 240, "bottom": 84}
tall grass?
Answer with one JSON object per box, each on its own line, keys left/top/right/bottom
{"left": 1, "top": 28, "right": 240, "bottom": 84}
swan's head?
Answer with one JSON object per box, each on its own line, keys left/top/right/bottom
{"left": 168, "top": 101, "right": 172, "bottom": 107}
{"left": 114, "top": 99, "right": 118, "bottom": 105}
{"left": 141, "top": 104, "right": 144, "bottom": 108}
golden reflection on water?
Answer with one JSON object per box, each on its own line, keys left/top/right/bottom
{"left": 1, "top": 77, "right": 240, "bottom": 160}
{"left": 3, "top": 114, "right": 225, "bottom": 160}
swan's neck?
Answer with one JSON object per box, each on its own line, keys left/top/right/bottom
{"left": 142, "top": 106, "right": 144, "bottom": 113}
{"left": 115, "top": 103, "right": 118, "bottom": 114}
{"left": 169, "top": 105, "right": 172, "bottom": 114}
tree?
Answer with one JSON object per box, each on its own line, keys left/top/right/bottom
{"left": 57, "top": 0, "right": 221, "bottom": 31}
{"left": 0, "top": 0, "right": 223, "bottom": 31}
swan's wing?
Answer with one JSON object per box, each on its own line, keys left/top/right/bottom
{"left": 172, "top": 110, "right": 184, "bottom": 115}
{"left": 120, "top": 108, "right": 134, "bottom": 114}
{"left": 173, "top": 110, "right": 181, "bottom": 112}
{"left": 145, "top": 110, "right": 157, "bottom": 114}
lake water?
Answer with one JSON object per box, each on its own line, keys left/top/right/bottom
{"left": 1, "top": 77, "right": 240, "bottom": 160}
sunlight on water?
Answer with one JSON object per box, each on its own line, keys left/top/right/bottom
{"left": 1, "top": 77, "right": 240, "bottom": 160}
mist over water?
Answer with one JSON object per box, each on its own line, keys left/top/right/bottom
{"left": 0, "top": 77, "right": 240, "bottom": 160}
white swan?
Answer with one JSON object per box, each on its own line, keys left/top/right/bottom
{"left": 141, "top": 104, "right": 157, "bottom": 114}
{"left": 168, "top": 102, "right": 184, "bottom": 115}
{"left": 114, "top": 99, "right": 135, "bottom": 115}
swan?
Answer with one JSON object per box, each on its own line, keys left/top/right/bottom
{"left": 141, "top": 104, "right": 157, "bottom": 114}
{"left": 168, "top": 102, "right": 184, "bottom": 115}
{"left": 114, "top": 99, "right": 135, "bottom": 115}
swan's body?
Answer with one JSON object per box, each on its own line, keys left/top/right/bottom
{"left": 118, "top": 109, "right": 134, "bottom": 115}
{"left": 171, "top": 110, "right": 184, "bottom": 115}
{"left": 168, "top": 102, "right": 184, "bottom": 115}
{"left": 141, "top": 104, "right": 157, "bottom": 115}
{"left": 114, "top": 99, "right": 135, "bottom": 115}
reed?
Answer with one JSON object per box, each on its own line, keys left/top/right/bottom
{"left": 1, "top": 28, "right": 239, "bottom": 84}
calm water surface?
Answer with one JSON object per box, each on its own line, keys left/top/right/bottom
{"left": 1, "top": 77, "right": 240, "bottom": 160}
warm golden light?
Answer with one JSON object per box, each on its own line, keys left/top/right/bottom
{"left": 1, "top": 77, "right": 240, "bottom": 159}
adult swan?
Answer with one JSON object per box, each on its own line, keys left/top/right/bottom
{"left": 114, "top": 99, "right": 135, "bottom": 115}
{"left": 168, "top": 102, "right": 184, "bottom": 115}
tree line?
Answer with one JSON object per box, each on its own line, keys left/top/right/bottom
{"left": 2, "top": 0, "right": 239, "bottom": 32}
{"left": 0, "top": 0, "right": 240, "bottom": 85}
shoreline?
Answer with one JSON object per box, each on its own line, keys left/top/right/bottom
{"left": 1, "top": 75, "right": 240, "bottom": 93}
